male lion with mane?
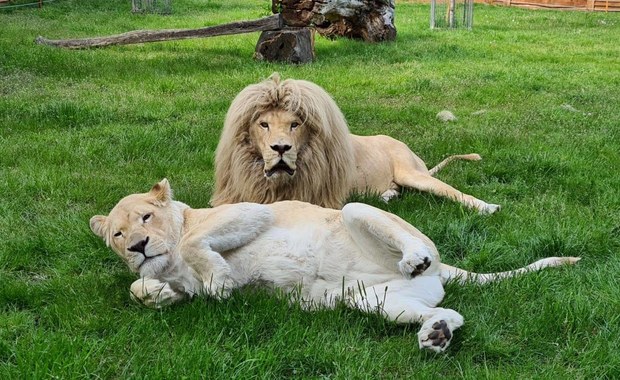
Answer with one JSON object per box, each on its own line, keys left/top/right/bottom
{"left": 211, "top": 73, "right": 500, "bottom": 214}
{"left": 91, "top": 179, "right": 578, "bottom": 353}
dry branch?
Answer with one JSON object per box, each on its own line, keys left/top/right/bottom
{"left": 35, "top": 15, "right": 282, "bottom": 49}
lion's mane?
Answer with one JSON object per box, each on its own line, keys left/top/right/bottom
{"left": 211, "top": 74, "right": 355, "bottom": 209}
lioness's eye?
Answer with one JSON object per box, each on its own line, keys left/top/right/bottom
{"left": 290, "top": 122, "right": 299, "bottom": 130}
{"left": 114, "top": 232, "right": 122, "bottom": 238}
{"left": 259, "top": 122, "right": 269, "bottom": 129}
{"left": 142, "top": 213, "right": 152, "bottom": 223}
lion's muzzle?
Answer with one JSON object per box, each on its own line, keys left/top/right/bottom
{"left": 265, "top": 160, "right": 295, "bottom": 177}
{"left": 270, "top": 144, "right": 292, "bottom": 155}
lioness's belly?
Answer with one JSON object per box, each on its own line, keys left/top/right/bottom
{"left": 223, "top": 207, "right": 399, "bottom": 304}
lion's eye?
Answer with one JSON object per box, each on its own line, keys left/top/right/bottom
{"left": 114, "top": 232, "right": 122, "bottom": 238}
{"left": 142, "top": 213, "right": 152, "bottom": 223}
{"left": 290, "top": 122, "right": 299, "bottom": 130}
{"left": 259, "top": 122, "right": 269, "bottom": 129}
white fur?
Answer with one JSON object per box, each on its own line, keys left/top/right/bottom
{"left": 91, "top": 180, "right": 579, "bottom": 353}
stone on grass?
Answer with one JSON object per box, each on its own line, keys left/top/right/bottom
{"left": 561, "top": 103, "right": 579, "bottom": 112}
{"left": 436, "top": 110, "right": 457, "bottom": 122}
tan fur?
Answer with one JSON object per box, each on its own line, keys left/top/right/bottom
{"left": 211, "top": 73, "right": 354, "bottom": 210}
{"left": 211, "top": 74, "right": 500, "bottom": 214}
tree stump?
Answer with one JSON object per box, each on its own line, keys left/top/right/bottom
{"left": 276, "top": 0, "right": 396, "bottom": 42}
{"left": 254, "top": 28, "right": 315, "bottom": 64}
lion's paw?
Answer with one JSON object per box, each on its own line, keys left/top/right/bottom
{"left": 478, "top": 203, "right": 501, "bottom": 215}
{"left": 380, "top": 189, "right": 400, "bottom": 203}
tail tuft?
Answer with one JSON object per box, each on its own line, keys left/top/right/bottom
{"left": 429, "top": 154, "right": 482, "bottom": 176}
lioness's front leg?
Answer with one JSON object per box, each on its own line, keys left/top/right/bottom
{"left": 341, "top": 203, "right": 439, "bottom": 278}
{"left": 130, "top": 277, "right": 186, "bottom": 308}
{"left": 181, "top": 203, "right": 274, "bottom": 299}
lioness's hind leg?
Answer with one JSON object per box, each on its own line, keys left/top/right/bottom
{"left": 417, "top": 310, "right": 464, "bottom": 353}
{"left": 357, "top": 277, "right": 463, "bottom": 353}
{"left": 341, "top": 203, "right": 438, "bottom": 276}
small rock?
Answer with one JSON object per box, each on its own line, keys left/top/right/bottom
{"left": 471, "top": 109, "right": 488, "bottom": 116}
{"left": 561, "top": 103, "right": 579, "bottom": 112}
{"left": 436, "top": 110, "right": 457, "bottom": 122}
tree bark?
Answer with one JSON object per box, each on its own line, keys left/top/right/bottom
{"left": 35, "top": 15, "right": 282, "bottom": 49}
{"left": 276, "top": 0, "right": 396, "bottom": 42}
{"left": 255, "top": 28, "right": 315, "bottom": 64}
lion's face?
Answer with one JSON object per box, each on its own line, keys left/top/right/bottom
{"left": 250, "top": 109, "right": 309, "bottom": 181}
{"left": 90, "top": 180, "right": 182, "bottom": 278}
{"left": 211, "top": 74, "right": 356, "bottom": 209}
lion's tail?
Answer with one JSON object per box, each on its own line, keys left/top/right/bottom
{"left": 429, "top": 153, "right": 482, "bottom": 176}
{"left": 439, "top": 257, "right": 580, "bottom": 285}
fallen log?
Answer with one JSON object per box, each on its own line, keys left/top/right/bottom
{"left": 35, "top": 14, "right": 282, "bottom": 49}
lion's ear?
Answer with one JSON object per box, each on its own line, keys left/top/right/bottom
{"left": 268, "top": 72, "right": 281, "bottom": 84}
{"left": 149, "top": 178, "right": 172, "bottom": 206}
{"left": 90, "top": 215, "right": 108, "bottom": 239}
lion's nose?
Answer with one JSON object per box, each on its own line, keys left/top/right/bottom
{"left": 270, "top": 144, "right": 291, "bottom": 155}
{"left": 128, "top": 236, "right": 150, "bottom": 255}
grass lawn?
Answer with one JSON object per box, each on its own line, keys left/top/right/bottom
{"left": 1, "top": 0, "right": 619, "bottom": 377}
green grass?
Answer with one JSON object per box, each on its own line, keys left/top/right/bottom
{"left": 1, "top": 0, "right": 619, "bottom": 377}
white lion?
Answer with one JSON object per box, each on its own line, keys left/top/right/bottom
{"left": 211, "top": 73, "right": 500, "bottom": 214}
{"left": 90, "top": 179, "right": 578, "bottom": 353}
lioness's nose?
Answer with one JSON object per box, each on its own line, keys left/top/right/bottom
{"left": 270, "top": 144, "right": 291, "bottom": 155}
{"left": 128, "top": 237, "right": 150, "bottom": 255}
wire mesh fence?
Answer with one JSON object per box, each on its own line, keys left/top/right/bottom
{"left": 131, "top": 0, "right": 172, "bottom": 14}
{"left": 430, "top": 0, "right": 474, "bottom": 29}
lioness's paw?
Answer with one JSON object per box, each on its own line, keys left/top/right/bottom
{"left": 419, "top": 320, "right": 453, "bottom": 353}
{"left": 202, "top": 278, "right": 233, "bottom": 300}
{"left": 130, "top": 278, "right": 184, "bottom": 308}
{"left": 399, "top": 254, "right": 432, "bottom": 278}
{"left": 418, "top": 310, "right": 464, "bottom": 353}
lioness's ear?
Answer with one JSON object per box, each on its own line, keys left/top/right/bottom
{"left": 90, "top": 215, "right": 108, "bottom": 239}
{"left": 149, "top": 178, "right": 172, "bottom": 206}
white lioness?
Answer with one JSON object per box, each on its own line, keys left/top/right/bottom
{"left": 90, "top": 179, "right": 578, "bottom": 353}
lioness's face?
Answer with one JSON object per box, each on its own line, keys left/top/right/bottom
{"left": 250, "top": 109, "right": 308, "bottom": 180}
{"left": 90, "top": 180, "right": 180, "bottom": 278}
